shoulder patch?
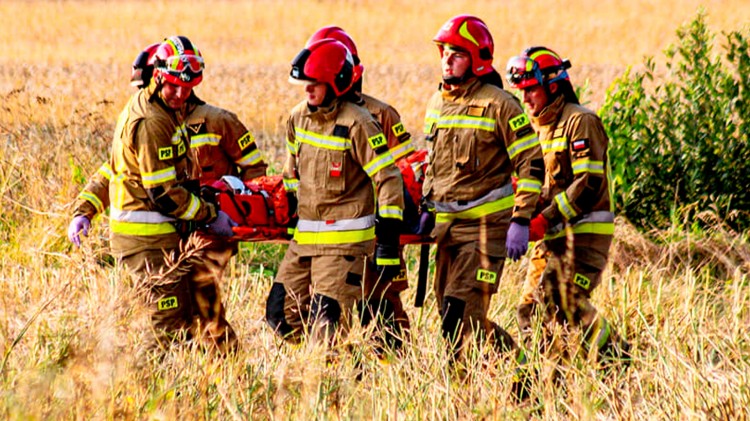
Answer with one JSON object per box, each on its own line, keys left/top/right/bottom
{"left": 467, "top": 106, "right": 485, "bottom": 117}
{"left": 187, "top": 122, "right": 205, "bottom": 135}
{"left": 333, "top": 125, "right": 349, "bottom": 138}
{"left": 158, "top": 146, "right": 173, "bottom": 161}
{"left": 368, "top": 133, "right": 388, "bottom": 150}
{"left": 391, "top": 122, "right": 406, "bottom": 137}
{"left": 238, "top": 132, "right": 255, "bottom": 150}
{"left": 572, "top": 138, "right": 590, "bottom": 151}
{"left": 509, "top": 113, "right": 530, "bottom": 131}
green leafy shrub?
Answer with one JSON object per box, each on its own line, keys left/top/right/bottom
{"left": 600, "top": 11, "right": 750, "bottom": 231}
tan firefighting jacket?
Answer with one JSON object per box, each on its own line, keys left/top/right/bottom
{"left": 73, "top": 102, "right": 267, "bottom": 222}
{"left": 282, "top": 97, "right": 404, "bottom": 256}
{"left": 422, "top": 78, "right": 544, "bottom": 252}
{"left": 358, "top": 93, "right": 414, "bottom": 161}
{"left": 532, "top": 96, "right": 614, "bottom": 248}
{"left": 105, "top": 83, "right": 217, "bottom": 256}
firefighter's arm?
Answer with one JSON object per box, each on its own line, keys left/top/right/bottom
{"left": 541, "top": 113, "right": 608, "bottom": 223}
{"left": 219, "top": 110, "right": 268, "bottom": 181}
{"left": 499, "top": 99, "right": 544, "bottom": 224}
{"left": 381, "top": 105, "right": 414, "bottom": 162}
{"left": 136, "top": 119, "right": 217, "bottom": 223}
{"left": 73, "top": 160, "right": 113, "bottom": 220}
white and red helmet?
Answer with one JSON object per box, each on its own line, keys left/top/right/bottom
{"left": 149, "top": 35, "right": 204, "bottom": 88}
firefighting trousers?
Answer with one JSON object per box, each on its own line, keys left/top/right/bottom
{"left": 517, "top": 242, "right": 551, "bottom": 334}
{"left": 185, "top": 236, "right": 238, "bottom": 353}
{"left": 270, "top": 241, "right": 365, "bottom": 344}
{"left": 119, "top": 249, "right": 193, "bottom": 353}
{"left": 433, "top": 240, "right": 518, "bottom": 357}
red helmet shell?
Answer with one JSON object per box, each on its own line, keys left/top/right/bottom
{"left": 506, "top": 46, "right": 571, "bottom": 89}
{"left": 289, "top": 38, "right": 361, "bottom": 97}
{"left": 130, "top": 43, "right": 160, "bottom": 88}
{"left": 433, "top": 15, "right": 494, "bottom": 76}
{"left": 306, "top": 26, "right": 364, "bottom": 84}
{"left": 150, "top": 35, "right": 204, "bottom": 88}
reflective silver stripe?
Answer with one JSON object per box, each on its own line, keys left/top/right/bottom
{"left": 432, "top": 183, "right": 514, "bottom": 213}
{"left": 296, "top": 214, "right": 376, "bottom": 232}
{"left": 110, "top": 208, "right": 176, "bottom": 223}
{"left": 547, "top": 210, "right": 614, "bottom": 236}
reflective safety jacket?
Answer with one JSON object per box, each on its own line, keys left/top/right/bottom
{"left": 105, "top": 84, "right": 217, "bottom": 256}
{"left": 532, "top": 96, "right": 614, "bottom": 247}
{"left": 187, "top": 103, "right": 267, "bottom": 184}
{"left": 283, "top": 97, "right": 404, "bottom": 256}
{"left": 357, "top": 93, "right": 414, "bottom": 161}
{"left": 422, "top": 78, "right": 544, "bottom": 250}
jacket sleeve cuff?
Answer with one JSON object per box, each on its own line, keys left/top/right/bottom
{"left": 510, "top": 217, "right": 530, "bottom": 226}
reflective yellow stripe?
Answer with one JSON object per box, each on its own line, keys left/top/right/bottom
{"left": 172, "top": 125, "right": 187, "bottom": 145}
{"left": 436, "top": 195, "right": 514, "bottom": 223}
{"left": 544, "top": 221, "right": 615, "bottom": 240}
{"left": 516, "top": 178, "right": 542, "bottom": 194}
{"left": 110, "top": 220, "right": 176, "bottom": 235}
{"left": 295, "top": 128, "right": 350, "bottom": 151}
{"left": 283, "top": 178, "right": 299, "bottom": 192}
{"left": 97, "top": 163, "right": 114, "bottom": 181}
{"left": 80, "top": 191, "right": 104, "bottom": 214}
{"left": 293, "top": 227, "right": 375, "bottom": 245}
{"left": 572, "top": 159, "right": 604, "bottom": 175}
{"left": 236, "top": 149, "right": 263, "bottom": 166}
{"left": 190, "top": 134, "right": 221, "bottom": 148}
{"left": 376, "top": 257, "right": 400, "bottom": 266}
{"left": 176, "top": 194, "right": 200, "bottom": 220}
{"left": 389, "top": 140, "right": 415, "bottom": 161}
{"left": 286, "top": 139, "right": 297, "bottom": 155}
{"left": 541, "top": 137, "right": 567, "bottom": 154}
{"left": 142, "top": 167, "right": 176, "bottom": 188}
{"left": 554, "top": 192, "right": 578, "bottom": 220}
{"left": 437, "top": 115, "right": 496, "bottom": 131}
{"left": 423, "top": 109, "right": 440, "bottom": 134}
{"left": 363, "top": 151, "right": 395, "bottom": 177}
{"left": 378, "top": 206, "right": 403, "bottom": 220}
{"left": 507, "top": 133, "right": 540, "bottom": 159}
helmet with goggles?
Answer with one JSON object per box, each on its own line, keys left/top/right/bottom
{"left": 150, "top": 35, "right": 204, "bottom": 88}
{"left": 506, "top": 46, "right": 571, "bottom": 90}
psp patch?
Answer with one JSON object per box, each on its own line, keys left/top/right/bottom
{"left": 238, "top": 132, "right": 255, "bottom": 150}
{"left": 476, "top": 269, "right": 497, "bottom": 284}
{"left": 158, "top": 146, "right": 173, "bottom": 161}
{"left": 573, "top": 273, "right": 591, "bottom": 290}
{"left": 157, "top": 296, "right": 179, "bottom": 311}
{"left": 368, "top": 133, "right": 387, "bottom": 150}
{"left": 572, "top": 138, "right": 590, "bottom": 151}
{"left": 391, "top": 122, "right": 406, "bottom": 137}
{"left": 509, "top": 113, "right": 531, "bottom": 131}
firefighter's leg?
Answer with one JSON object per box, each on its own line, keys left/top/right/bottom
{"left": 266, "top": 243, "right": 311, "bottom": 343}
{"left": 309, "top": 254, "right": 365, "bottom": 346}
{"left": 120, "top": 249, "right": 193, "bottom": 354}
{"left": 517, "top": 242, "right": 549, "bottom": 337}
{"left": 186, "top": 243, "right": 237, "bottom": 353}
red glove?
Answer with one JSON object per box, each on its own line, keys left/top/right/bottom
{"left": 511, "top": 176, "right": 518, "bottom": 193}
{"left": 528, "top": 214, "right": 548, "bottom": 241}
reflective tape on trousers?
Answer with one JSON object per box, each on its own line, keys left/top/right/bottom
{"left": 110, "top": 208, "right": 176, "bottom": 223}
{"left": 296, "top": 214, "right": 376, "bottom": 232}
{"left": 545, "top": 210, "right": 615, "bottom": 239}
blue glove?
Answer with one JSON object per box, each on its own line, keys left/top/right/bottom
{"left": 67, "top": 215, "right": 91, "bottom": 247}
{"left": 506, "top": 222, "right": 529, "bottom": 261}
{"left": 207, "top": 210, "right": 238, "bottom": 237}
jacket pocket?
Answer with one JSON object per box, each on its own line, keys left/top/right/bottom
{"left": 322, "top": 149, "right": 346, "bottom": 192}
{"left": 453, "top": 134, "right": 476, "bottom": 173}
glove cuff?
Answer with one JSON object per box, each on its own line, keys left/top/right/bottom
{"left": 510, "top": 217, "right": 530, "bottom": 226}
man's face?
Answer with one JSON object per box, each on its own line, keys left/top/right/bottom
{"left": 522, "top": 84, "right": 550, "bottom": 117}
{"left": 160, "top": 81, "right": 193, "bottom": 110}
{"left": 441, "top": 47, "right": 471, "bottom": 82}
{"left": 305, "top": 82, "right": 328, "bottom": 107}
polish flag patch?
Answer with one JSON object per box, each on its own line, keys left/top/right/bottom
{"left": 572, "top": 138, "right": 589, "bottom": 151}
{"left": 330, "top": 162, "right": 342, "bottom": 177}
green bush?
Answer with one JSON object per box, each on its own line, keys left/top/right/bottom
{"left": 600, "top": 11, "right": 750, "bottom": 231}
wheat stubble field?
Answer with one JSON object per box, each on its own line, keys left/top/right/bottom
{"left": 2, "top": 0, "right": 750, "bottom": 419}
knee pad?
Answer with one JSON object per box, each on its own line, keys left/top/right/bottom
{"left": 311, "top": 294, "right": 342, "bottom": 326}
{"left": 441, "top": 296, "right": 466, "bottom": 343}
{"left": 265, "top": 283, "right": 294, "bottom": 337}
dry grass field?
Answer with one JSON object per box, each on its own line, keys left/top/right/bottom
{"left": 2, "top": 0, "right": 750, "bottom": 419}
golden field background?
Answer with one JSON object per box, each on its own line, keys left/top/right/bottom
{"left": 1, "top": 0, "right": 750, "bottom": 419}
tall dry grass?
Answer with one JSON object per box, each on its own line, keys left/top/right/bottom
{"left": 2, "top": 0, "right": 750, "bottom": 418}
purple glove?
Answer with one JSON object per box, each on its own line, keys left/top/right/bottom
{"left": 207, "top": 210, "right": 238, "bottom": 237}
{"left": 506, "top": 222, "right": 529, "bottom": 261}
{"left": 67, "top": 215, "right": 91, "bottom": 247}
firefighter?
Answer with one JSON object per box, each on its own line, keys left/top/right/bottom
{"left": 67, "top": 36, "right": 242, "bottom": 355}
{"left": 266, "top": 38, "right": 404, "bottom": 346}
{"left": 505, "top": 46, "right": 631, "bottom": 367}
{"left": 422, "top": 15, "right": 544, "bottom": 388}
{"left": 264, "top": 26, "right": 414, "bottom": 355}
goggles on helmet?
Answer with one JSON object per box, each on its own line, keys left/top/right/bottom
{"left": 506, "top": 55, "right": 571, "bottom": 89}
{"left": 160, "top": 54, "right": 204, "bottom": 75}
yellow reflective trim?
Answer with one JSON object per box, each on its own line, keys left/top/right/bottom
{"left": 378, "top": 206, "right": 404, "bottom": 220}
{"left": 80, "top": 191, "right": 104, "bottom": 214}
{"left": 363, "top": 151, "right": 395, "bottom": 177}
{"left": 142, "top": 167, "right": 176, "bottom": 188}
{"left": 435, "top": 195, "right": 514, "bottom": 223}
{"left": 295, "top": 128, "right": 350, "bottom": 151}
{"left": 477, "top": 269, "right": 497, "bottom": 284}
{"left": 177, "top": 194, "right": 200, "bottom": 220}
{"left": 572, "top": 159, "right": 605, "bottom": 175}
{"left": 110, "top": 220, "right": 176, "bottom": 235}
{"left": 458, "top": 21, "right": 479, "bottom": 46}
{"left": 554, "top": 192, "right": 577, "bottom": 220}
{"left": 516, "top": 178, "right": 542, "bottom": 194}
{"left": 543, "top": 221, "right": 615, "bottom": 240}
{"left": 509, "top": 113, "right": 530, "bottom": 131}
{"left": 507, "top": 133, "right": 540, "bottom": 159}
{"left": 437, "top": 115, "right": 496, "bottom": 131}
{"left": 389, "top": 140, "right": 415, "bottom": 161}
{"left": 236, "top": 149, "right": 263, "bottom": 166}
{"left": 97, "top": 163, "right": 114, "bottom": 180}
{"left": 190, "top": 134, "right": 221, "bottom": 148}
{"left": 293, "top": 226, "right": 375, "bottom": 245}
{"left": 376, "top": 257, "right": 400, "bottom": 266}
{"left": 541, "top": 137, "right": 567, "bottom": 154}
{"left": 283, "top": 178, "right": 299, "bottom": 192}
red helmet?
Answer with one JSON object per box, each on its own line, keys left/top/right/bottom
{"left": 505, "top": 46, "right": 571, "bottom": 90}
{"left": 149, "top": 35, "right": 204, "bottom": 88}
{"left": 433, "top": 15, "right": 494, "bottom": 77}
{"left": 306, "top": 26, "right": 364, "bottom": 83}
{"left": 289, "top": 38, "right": 361, "bottom": 97}
{"left": 130, "top": 43, "right": 160, "bottom": 88}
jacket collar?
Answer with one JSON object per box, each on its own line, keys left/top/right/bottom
{"left": 531, "top": 95, "right": 566, "bottom": 127}
{"left": 440, "top": 77, "right": 482, "bottom": 101}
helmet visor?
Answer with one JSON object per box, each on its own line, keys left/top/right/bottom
{"left": 162, "top": 54, "right": 204, "bottom": 75}
{"left": 505, "top": 56, "right": 540, "bottom": 87}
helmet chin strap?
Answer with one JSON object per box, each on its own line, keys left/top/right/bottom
{"left": 443, "top": 70, "right": 474, "bottom": 86}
